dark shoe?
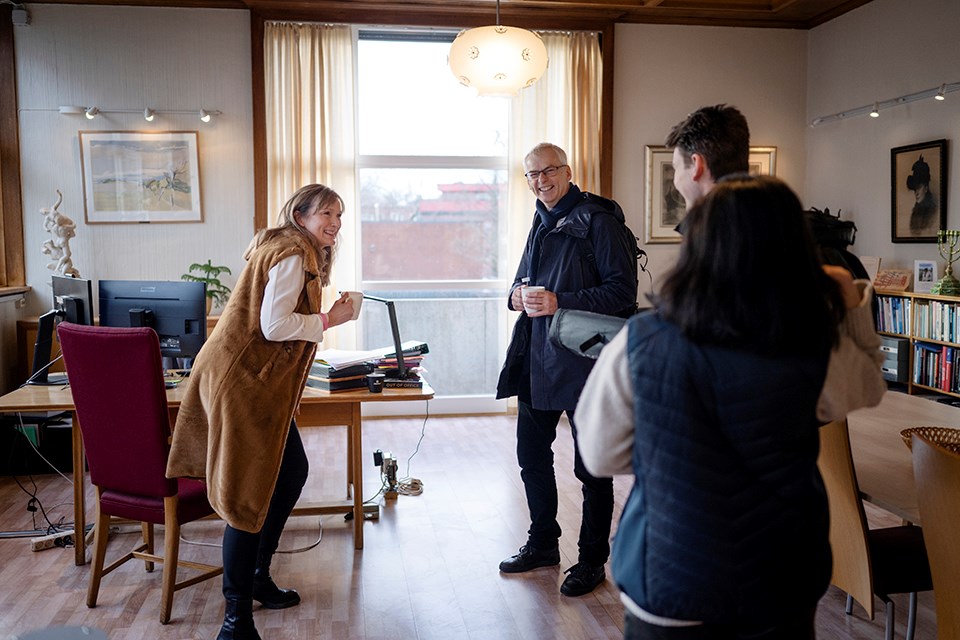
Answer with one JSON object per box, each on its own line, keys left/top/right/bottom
{"left": 216, "top": 598, "right": 261, "bottom": 640}
{"left": 560, "top": 562, "right": 605, "bottom": 597}
{"left": 498, "top": 544, "right": 560, "bottom": 573}
{"left": 253, "top": 573, "right": 301, "bottom": 610}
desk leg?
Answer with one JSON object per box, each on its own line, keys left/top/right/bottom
{"left": 72, "top": 411, "right": 86, "bottom": 566}
{"left": 349, "top": 403, "right": 363, "bottom": 549}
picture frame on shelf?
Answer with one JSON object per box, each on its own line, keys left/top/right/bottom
{"left": 79, "top": 131, "right": 202, "bottom": 224}
{"left": 914, "top": 259, "right": 938, "bottom": 293}
{"left": 644, "top": 145, "right": 777, "bottom": 244}
{"left": 891, "top": 139, "right": 948, "bottom": 243}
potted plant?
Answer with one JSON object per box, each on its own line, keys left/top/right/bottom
{"left": 182, "top": 260, "right": 232, "bottom": 313}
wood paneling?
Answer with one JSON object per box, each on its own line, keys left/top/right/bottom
{"left": 25, "top": 0, "right": 875, "bottom": 29}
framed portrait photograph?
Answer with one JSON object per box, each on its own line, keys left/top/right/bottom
{"left": 644, "top": 145, "right": 777, "bottom": 244}
{"left": 891, "top": 139, "right": 947, "bottom": 243}
{"left": 914, "top": 259, "right": 938, "bottom": 293}
{"left": 79, "top": 131, "right": 202, "bottom": 224}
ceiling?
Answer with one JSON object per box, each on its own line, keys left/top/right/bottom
{"left": 26, "top": 0, "right": 875, "bottom": 30}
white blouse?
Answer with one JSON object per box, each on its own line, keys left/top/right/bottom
{"left": 260, "top": 254, "right": 326, "bottom": 343}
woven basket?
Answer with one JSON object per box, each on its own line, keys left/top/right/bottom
{"left": 900, "top": 426, "right": 960, "bottom": 454}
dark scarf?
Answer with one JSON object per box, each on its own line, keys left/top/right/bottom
{"left": 529, "top": 184, "right": 581, "bottom": 282}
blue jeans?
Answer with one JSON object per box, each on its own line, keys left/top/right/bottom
{"left": 516, "top": 401, "right": 614, "bottom": 565}
{"left": 222, "top": 421, "right": 309, "bottom": 599}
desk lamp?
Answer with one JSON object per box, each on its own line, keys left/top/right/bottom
{"left": 361, "top": 294, "right": 412, "bottom": 380}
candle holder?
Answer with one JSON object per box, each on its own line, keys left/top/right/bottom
{"left": 931, "top": 229, "right": 960, "bottom": 296}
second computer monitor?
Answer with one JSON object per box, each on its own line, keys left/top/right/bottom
{"left": 98, "top": 280, "right": 207, "bottom": 363}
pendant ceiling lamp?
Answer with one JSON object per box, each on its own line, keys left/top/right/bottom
{"left": 448, "top": 0, "right": 548, "bottom": 97}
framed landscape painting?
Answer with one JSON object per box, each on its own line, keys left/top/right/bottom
{"left": 891, "top": 139, "right": 948, "bottom": 243}
{"left": 79, "top": 131, "right": 202, "bottom": 223}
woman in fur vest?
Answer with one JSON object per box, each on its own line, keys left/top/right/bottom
{"left": 167, "top": 184, "right": 356, "bottom": 640}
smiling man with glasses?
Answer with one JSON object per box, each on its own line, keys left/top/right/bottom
{"left": 496, "top": 142, "right": 638, "bottom": 598}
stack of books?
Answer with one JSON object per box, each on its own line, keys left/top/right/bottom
{"left": 311, "top": 340, "right": 430, "bottom": 391}
{"left": 374, "top": 341, "right": 429, "bottom": 389}
{"left": 305, "top": 361, "right": 376, "bottom": 392}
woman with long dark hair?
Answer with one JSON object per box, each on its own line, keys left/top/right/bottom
{"left": 576, "top": 175, "right": 884, "bottom": 639}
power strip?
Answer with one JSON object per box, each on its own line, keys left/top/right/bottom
{"left": 363, "top": 504, "right": 379, "bottom": 520}
{"left": 30, "top": 530, "right": 74, "bottom": 551}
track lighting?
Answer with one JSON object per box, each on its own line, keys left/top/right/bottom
{"left": 811, "top": 80, "right": 960, "bottom": 126}
{"left": 57, "top": 106, "right": 223, "bottom": 120}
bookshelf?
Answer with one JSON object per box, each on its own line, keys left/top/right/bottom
{"left": 875, "top": 290, "right": 960, "bottom": 399}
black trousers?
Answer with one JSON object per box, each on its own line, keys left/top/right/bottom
{"left": 516, "top": 401, "right": 614, "bottom": 566}
{"left": 622, "top": 608, "right": 816, "bottom": 640}
{"left": 222, "top": 421, "right": 309, "bottom": 600}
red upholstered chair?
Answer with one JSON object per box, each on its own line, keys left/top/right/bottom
{"left": 57, "top": 323, "right": 221, "bottom": 625}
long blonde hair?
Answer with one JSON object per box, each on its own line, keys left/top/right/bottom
{"left": 246, "top": 184, "right": 343, "bottom": 285}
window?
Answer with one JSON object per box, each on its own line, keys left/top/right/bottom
{"left": 356, "top": 33, "right": 510, "bottom": 412}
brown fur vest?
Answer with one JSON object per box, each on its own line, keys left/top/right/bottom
{"left": 166, "top": 229, "right": 323, "bottom": 532}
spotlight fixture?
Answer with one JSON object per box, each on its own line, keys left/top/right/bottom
{"left": 84, "top": 107, "right": 99, "bottom": 120}
{"left": 200, "top": 109, "right": 213, "bottom": 123}
{"left": 869, "top": 102, "right": 880, "bottom": 118}
{"left": 447, "top": 0, "right": 548, "bottom": 97}
{"left": 143, "top": 108, "right": 155, "bottom": 122}
{"left": 936, "top": 84, "right": 946, "bottom": 101}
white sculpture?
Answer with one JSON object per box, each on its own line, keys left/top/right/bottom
{"left": 40, "top": 190, "right": 80, "bottom": 277}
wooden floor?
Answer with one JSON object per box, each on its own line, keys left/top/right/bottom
{"left": 0, "top": 414, "right": 938, "bottom": 639}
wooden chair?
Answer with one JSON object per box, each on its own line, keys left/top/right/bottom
{"left": 817, "top": 419, "right": 932, "bottom": 640}
{"left": 57, "top": 323, "right": 222, "bottom": 624}
{"left": 912, "top": 434, "right": 960, "bottom": 640}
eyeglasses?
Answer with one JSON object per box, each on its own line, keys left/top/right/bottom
{"left": 524, "top": 165, "right": 567, "bottom": 181}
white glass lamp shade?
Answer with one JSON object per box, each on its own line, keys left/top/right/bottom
{"left": 449, "top": 25, "right": 548, "bottom": 97}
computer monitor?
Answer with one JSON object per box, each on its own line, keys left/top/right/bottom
{"left": 98, "top": 280, "right": 206, "bottom": 370}
{"left": 28, "top": 275, "right": 94, "bottom": 385}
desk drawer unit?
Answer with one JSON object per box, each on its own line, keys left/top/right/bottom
{"left": 880, "top": 336, "right": 909, "bottom": 383}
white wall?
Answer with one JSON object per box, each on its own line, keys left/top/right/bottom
{"left": 806, "top": 0, "right": 960, "bottom": 270}
{"left": 612, "top": 23, "right": 809, "bottom": 295}
{"left": 16, "top": 5, "right": 254, "bottom": 318}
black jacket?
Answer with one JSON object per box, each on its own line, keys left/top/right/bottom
{"left": 496, "top": 185, "right": 637, "bottom": 411}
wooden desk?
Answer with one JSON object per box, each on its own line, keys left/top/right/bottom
{"left": 848, "top": 390, "right": 960, "bottom": 524}
{"left": 0, "top": 382, "right": 433, "bottom": 565}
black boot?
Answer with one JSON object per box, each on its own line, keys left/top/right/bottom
{"left": 216, "top": 598, "right": 261, "bottom": 640}
{"left": 253, "top": 558, "right": 301, "bottom": 610}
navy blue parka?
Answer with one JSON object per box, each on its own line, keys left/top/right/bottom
{"left": 496, "top": 184, "right": 638, "bottom": 411}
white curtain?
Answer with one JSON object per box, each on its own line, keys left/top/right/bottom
{"left": 506, "top": 31, "right": 603, "bottom": 283}
{"left": 264, "top": 22, "right": 358, "bottom": 348}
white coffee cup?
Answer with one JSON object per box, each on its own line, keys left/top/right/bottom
{"left": 344, "top": 291, "right": 363, "bottom": 321}
{"left": 522, "top": 286, "right": 545, "bottom": 313}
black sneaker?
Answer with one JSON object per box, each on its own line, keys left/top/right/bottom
{"left": 559, "top": 562, "right": 605, "bottom": 596}
{"left": 498, "top": 544, "right": 561, "bottom": 573}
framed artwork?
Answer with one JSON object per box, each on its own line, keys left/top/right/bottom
{"left": 891, "top": 139, "right": 947, "bottom": 243}
{"left": 644, "top": 145, "right": 777, "bottom": 244}
{"left": 79, "top": 131, "right": 202, "bottom": 223}
{"left": 914, "top": 259, "right": 937, "bottom": 293}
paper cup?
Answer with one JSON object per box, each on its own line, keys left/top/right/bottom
{"left": 345, "top": 291, "right": 363, "bottom": 321}
{"left": 522, "top": 286, "right": 545, "bottom": 313}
